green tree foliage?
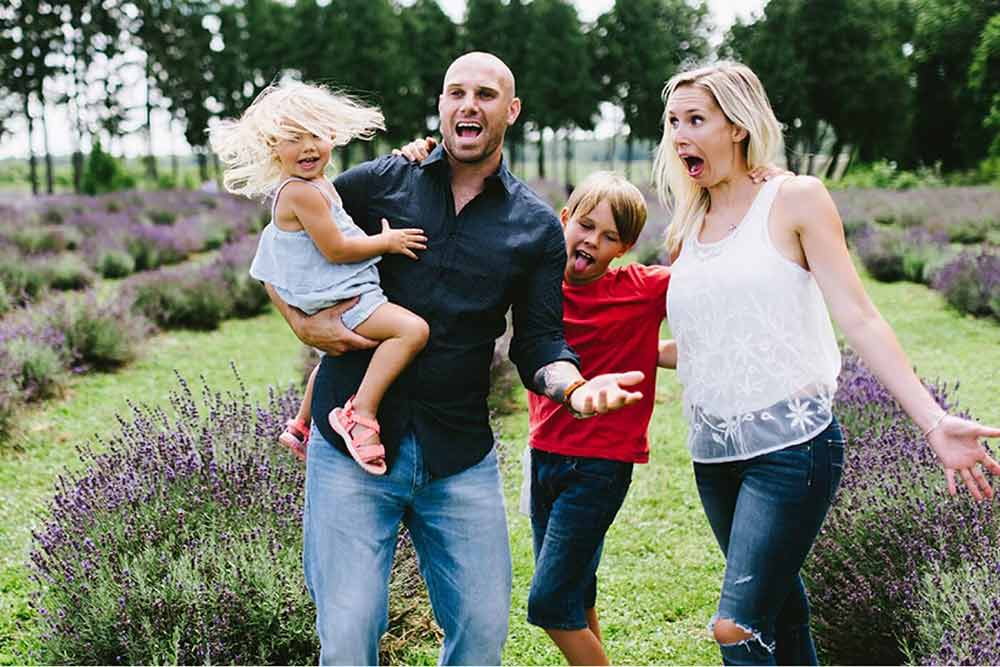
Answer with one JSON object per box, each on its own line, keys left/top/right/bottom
{"left": 521, "top": 0, "right": 599, "bottom": 179}
{"left": 724, "top": 0, "right": 913, "bottom": 175}
{"left": 908, "top": 0, "right": 999, "bottom": 170}
{"left": 969, "top": 13, "right": 1000, "bottom": 157}
{"left": 593, "top": 0, "right": 710, "bottom": 176}
{"left": 400, "top": 0, "right": 460, "bottom": 138}
{"left": 81, "top": 140, "right": 136, "bottom": 194}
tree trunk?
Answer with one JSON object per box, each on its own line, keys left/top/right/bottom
{"left": 537, "top": 130, "right": 546, "bottom": 180}
{"left": 169, "top": 118, "right": 179, "bottom": 182}
{"left": 23, "top": 96, "right": 39, "bottom": 196}
{"left": 824, "top": 138, "right": 844, "bottom": 180}
{"left": 40, "top": 103, "right": 54, "bottom": 194}
{"left": 625, "top": 133, "right": 634, "bottom": 181}
{"left": 564, "top": 130, "right": 574, "bottom": 193}
{"left": 842, "top": 144, "right": 858, "bottom": 176}
{"left": 196, "top": 150, "right": 208, "bottom": 183}
{"left": 212, "top": 152, "right": 223, "bottom": 188}
{"left": 340, "top": 143, "right": 351, "bottom": 173}
{"left": 145, "top": 59, "right": 158, "bottom": 181}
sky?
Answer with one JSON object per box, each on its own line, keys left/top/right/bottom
{"left": 0, "top": 0, "right": 766, "bottom": 160}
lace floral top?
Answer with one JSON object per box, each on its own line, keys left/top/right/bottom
{"left": 666, "top": 176, "right": 841, "bottom": 463}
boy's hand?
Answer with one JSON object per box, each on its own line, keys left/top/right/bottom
{"left": 392, "top": 137, "right": 437, "bottom": 162}
{"left": 749, "top": 163, "right": 793, "bottom": 183}
{"left": 380, "top": 218, "right": 427, "bottom": 260}
{"left": 570, "top": 371, "right": 644, "bottom": 417}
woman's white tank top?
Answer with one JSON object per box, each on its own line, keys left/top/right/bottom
{"left": 667, "top": 176, "right": 841, "bottom": 463}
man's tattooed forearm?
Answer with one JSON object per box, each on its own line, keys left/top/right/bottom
{"left": 533, "top": 361, "right": 581, "bottom": 403}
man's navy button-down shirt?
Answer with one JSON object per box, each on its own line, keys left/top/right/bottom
{"left": 311, "top": 146, "right": 579, "bottom": 477}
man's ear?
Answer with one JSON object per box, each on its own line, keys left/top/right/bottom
{"left": 507, "top": 97, "right": 522, "bottom": 126}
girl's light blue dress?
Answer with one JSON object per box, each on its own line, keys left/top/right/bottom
{"left": 249, "top": 177, "right": 386, "bottom": 327}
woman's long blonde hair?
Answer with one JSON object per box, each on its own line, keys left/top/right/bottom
{"left": 652, "top": 62, "right": 783, "bottom": 255}
{"left": 208, "top": 81, "right": 385, "bottom": 198}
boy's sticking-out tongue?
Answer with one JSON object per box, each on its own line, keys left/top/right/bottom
{"left": 573, "top": 251, "right": 594, "bottom": 275}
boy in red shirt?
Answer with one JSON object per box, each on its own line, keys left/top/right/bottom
{"left": 524, "top": 171, "right": 676, "bottom": 665}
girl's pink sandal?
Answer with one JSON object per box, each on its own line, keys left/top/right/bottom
{"left": 329, "top": 397, "right": 387, "bottom": 475}
{"left": 278, "top": 418, "right": 309, "bottom": 461}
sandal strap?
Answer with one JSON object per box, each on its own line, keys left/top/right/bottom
{"left": 286, "top": 419, "right": 308, "bottom": 438}
{"left": 354, "top": 442, "right": 386, "bottom": 463}
{"left": 342, "top": 398, "right": 381, "bottom": 435}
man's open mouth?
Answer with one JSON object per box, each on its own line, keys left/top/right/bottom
{"left": 456, "top": 122, "right": 483, "bottom": 139}
{"left": 681, "top": 155, "right": 704, "bottom": 177}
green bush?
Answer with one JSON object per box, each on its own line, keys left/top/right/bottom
{"left": 6, "top": 337, "right": 67, "bottom": 402}
{"left": 146, "top": 208, "right": 177, "bottom": 226}
{"left": 8, "top": 226, "right": 82, "bottom": 254}
{"left": 81, "top": 141, "right": 136, "bottom": 195}
{"left": 0, "top": 254, "right": 48, "bottom": 304}
{"left": 43, "top": 254, "right": 96, "bottom": 291}
{"left": 947, "top": 218, "right": 991, "bottom": 244}
{"left": 130, "top": 276, "right": 233, "bottom": 330}
{"left": 46, "top": 297, "right": 149, "bottom": 371}
{"left": 94, "top": 249, "right": 136, "bottom": 279}
{"left": 0, "top": 283, "right": 10, "bottom": 317}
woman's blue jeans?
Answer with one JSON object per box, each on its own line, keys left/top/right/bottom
{"left": 694, "top": 418, "right": 845, "bottom": 666}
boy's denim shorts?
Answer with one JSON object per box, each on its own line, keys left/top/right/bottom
{"left": 527, "top": 448, "right": 633, "bottom": 630}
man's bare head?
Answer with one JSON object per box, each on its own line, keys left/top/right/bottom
{"left": 438, "top": 51, "right": 521, "bottom": 167}
{"left": 442, "top": 52, "right": 516, "bottom": 100}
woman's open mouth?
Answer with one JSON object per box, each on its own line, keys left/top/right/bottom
{"left": 682, "top": 155, "right": 705, "bottom": 178}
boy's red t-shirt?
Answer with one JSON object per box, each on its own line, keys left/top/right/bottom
{"left": 528, "top": 263, "right": 670, "bottom": 463}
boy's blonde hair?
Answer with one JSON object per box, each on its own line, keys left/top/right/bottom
{"left": 565, "top": 171, "right": 647, "bottom": 246}
{"left": 652, "top": 62, "right": 783, "bottom": 254}
{"left": 209, "top": 81, "right": 385, "bottom": 198}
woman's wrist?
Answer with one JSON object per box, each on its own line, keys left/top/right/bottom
{"left": 922, "top": 411, "right": 948, "bottom": 438}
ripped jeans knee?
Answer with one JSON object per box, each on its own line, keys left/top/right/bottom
{"left": 709, "top": 615, "right": 776, "bottom": 666}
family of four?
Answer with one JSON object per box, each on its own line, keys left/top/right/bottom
{"left": 209, "top": 52, "right": 1000, "bottom": 666}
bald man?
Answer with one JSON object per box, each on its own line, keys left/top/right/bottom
{"left": 267, "top": 51, "right": 643, "bottom": 665}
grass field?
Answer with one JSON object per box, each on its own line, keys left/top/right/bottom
{"left": 1, "top": 264, "right": 998, "bottom": 665}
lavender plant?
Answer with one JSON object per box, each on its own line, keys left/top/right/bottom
{"left": 28, "top": 371, "right": 438, "bottom": 664}
{"left": 933, "top": 250, "right": 1000, "bottom": 320}
{"left": 905, "top": 555, "right": 1000, "bottom": 664}
{"left": 804, "top": 352, "right": 999, "bottom": 664}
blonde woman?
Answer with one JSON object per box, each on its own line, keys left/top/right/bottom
{"left": 653, "top": 62, "right": 1000, "bottom": 665}
{"left": 210, "top": 82, "right": 429, "bottom": 473}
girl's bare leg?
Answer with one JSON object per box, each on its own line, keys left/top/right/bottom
{"left": 349, "top": 302, "right": 428, "bottom": 428}
{"left": 296, "top": 363, "right": 320, "bottom": 425}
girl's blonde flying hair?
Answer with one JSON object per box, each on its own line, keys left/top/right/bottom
{"left": 209, "top": 81, "right": 385, "bottom": 198}
{"left": 651, "top": 62, "right": 783, "bottom": 255}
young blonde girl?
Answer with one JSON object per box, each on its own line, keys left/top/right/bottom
{"left": 210, "top": 82, "right": 429, "bottom": 474}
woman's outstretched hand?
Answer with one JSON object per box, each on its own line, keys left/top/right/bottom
{"left": 927, "top": 416, "right": 1000, "bottom": 500}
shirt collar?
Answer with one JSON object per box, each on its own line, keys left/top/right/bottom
{"left": 420, "top": 144, "right": 515, "bottom": 195}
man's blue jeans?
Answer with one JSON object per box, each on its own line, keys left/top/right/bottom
{"left": 303, "top": 425, "right": 512, "bottom": 665}
{"left": 694, "top": 417, "right": 846, "bottom": 666}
